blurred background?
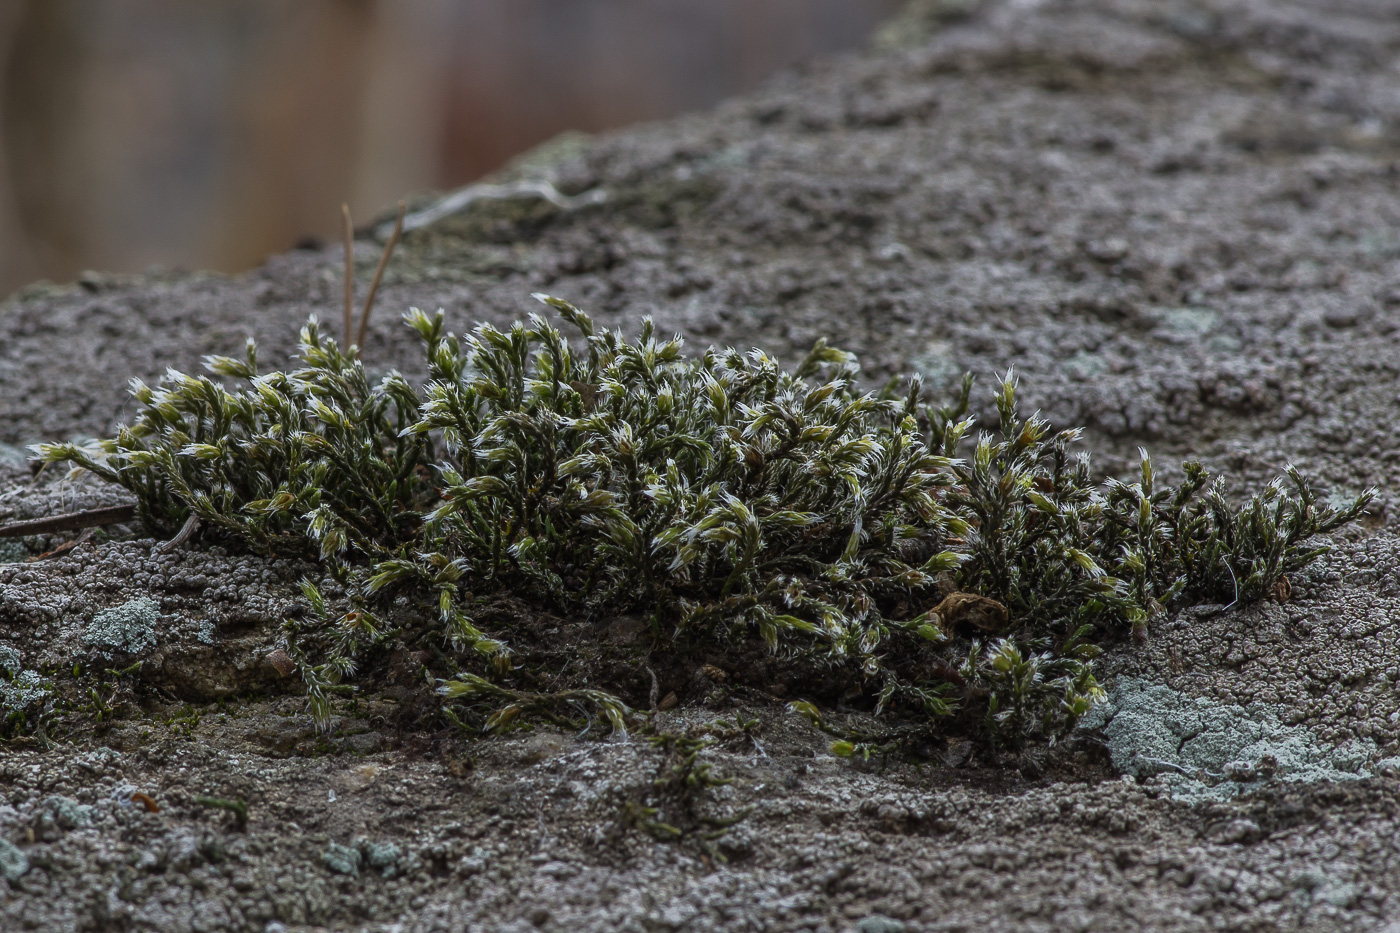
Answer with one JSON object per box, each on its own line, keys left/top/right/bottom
{"left": 0, "top": 0, "right": 904, "bottom": 298}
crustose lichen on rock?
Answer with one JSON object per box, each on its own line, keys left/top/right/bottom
{"left": 82, "top": 597, "right": 161, "bottom": 657}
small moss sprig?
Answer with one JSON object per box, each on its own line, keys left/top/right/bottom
{"left": 194, "top": 795, "right": 249, "bottom": 831}
{"left": 928, "top": 376, "right": 1372, "bottom": 642}
{"left": 623, "top": 731, "right": 752, "bottom": 855}
{"left": 437, "top": 673, "right": 631, "bottom": 736}
{"left": 38, "top": 295, "right": 1373, "bottom": 752}
{"left": 40, "top": 320, "right": 433, "bottom": 551}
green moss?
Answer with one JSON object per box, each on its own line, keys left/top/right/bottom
{"left": 39, "top": 296, "right": 1372, "bottom": 754}
{"left": 624, "top": 730, "right": 752, "bottom": 854}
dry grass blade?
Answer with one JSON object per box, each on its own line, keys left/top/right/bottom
{"left": 357, "top": 200, "right": 405, "bottom": 350}
{"left": 341, "top": 202, "right": 355, "bottom": 348}
{"left": 155, "top": 513, "right": 202, "bottom": 554}
{"left": 32, "top": 527, "right": 96, "bottom": 561}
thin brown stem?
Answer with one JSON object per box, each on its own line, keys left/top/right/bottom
{"left": 156, "top": 513, "right": 202, "bottom": 554}
{"left": 341, "top": 203, "right": 355, "bottom": 348}
{"left": 0, "top": 504, "right": 136, "bottom": 538}
{"left": 357, "top": 200, "right": 405, "bottom": 351}
{"left": 33, "top": 527, "right": 95, "bottom": 561}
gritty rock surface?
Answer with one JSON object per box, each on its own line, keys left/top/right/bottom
{"left": 5, "top": 0, "right": 1400, "bottom": 929}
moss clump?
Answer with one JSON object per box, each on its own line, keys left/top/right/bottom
{"left": 39, "top": 296, "right": 1372, "bottom": 753}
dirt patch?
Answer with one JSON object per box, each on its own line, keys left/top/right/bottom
{"left": 6, "top": 0, "right": 1400, "bottom": 929}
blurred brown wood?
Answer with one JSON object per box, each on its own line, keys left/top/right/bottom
{"left": 4, "top": 0, "right": 376, "bottom": 285}
{"left": 0, "top": 0, "right": 902, "bottom": 298}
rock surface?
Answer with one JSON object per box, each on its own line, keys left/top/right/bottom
{"left": 5, "top": 0, "right": 1400, "bottom": 929}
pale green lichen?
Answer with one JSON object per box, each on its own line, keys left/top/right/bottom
{"left": 0, "top": 670, "right": 48, "bottom": 712}
{"left": 0, "top": 539, "right": 26, "bottom": 564}
{"left": 363, "top": 840, "right": 402, "bottom": 879}
{"left": 0, "top": 838, "right": 28, "bottom": 881}
{"left": 322, "top": 842, "right": 361, "bottom": 877}
{"left": 1083, "top": 677, "right": 1377, "bottom": 801}
{"left": 0, "top": 643, "right": 48, "bottom": 727}
{"left": 0, "top": 442, "right": 28, "bottom": 469}
{"left": 42, "top": 795, "right": 93, "bottom": 830}
{"left": 83, "top": 597, "right": 161, "bottom": 656}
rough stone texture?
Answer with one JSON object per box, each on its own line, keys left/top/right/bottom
{"left": 5, "top": 0, "right": 1400, "bottom": 929}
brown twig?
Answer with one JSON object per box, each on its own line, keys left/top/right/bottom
{"left": 341, "top": 203, "right": 355, "bottom": 348}
{"left": 357, "top": 200, "right": 405, "bottom": 350}
{"left": 31, "top": 527, "right": 95, "bottom": 561}
{"left": 156, "top": 513, "right": 202, "bottom": 554}
{"left": 389, "top": 180, "right": 606, "bottom": 235}
{"left": 129, "top": 792, "right": 161, "bottom": 813}
{"left": 0, "top": 504, "right": 136, "bottom": 538}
